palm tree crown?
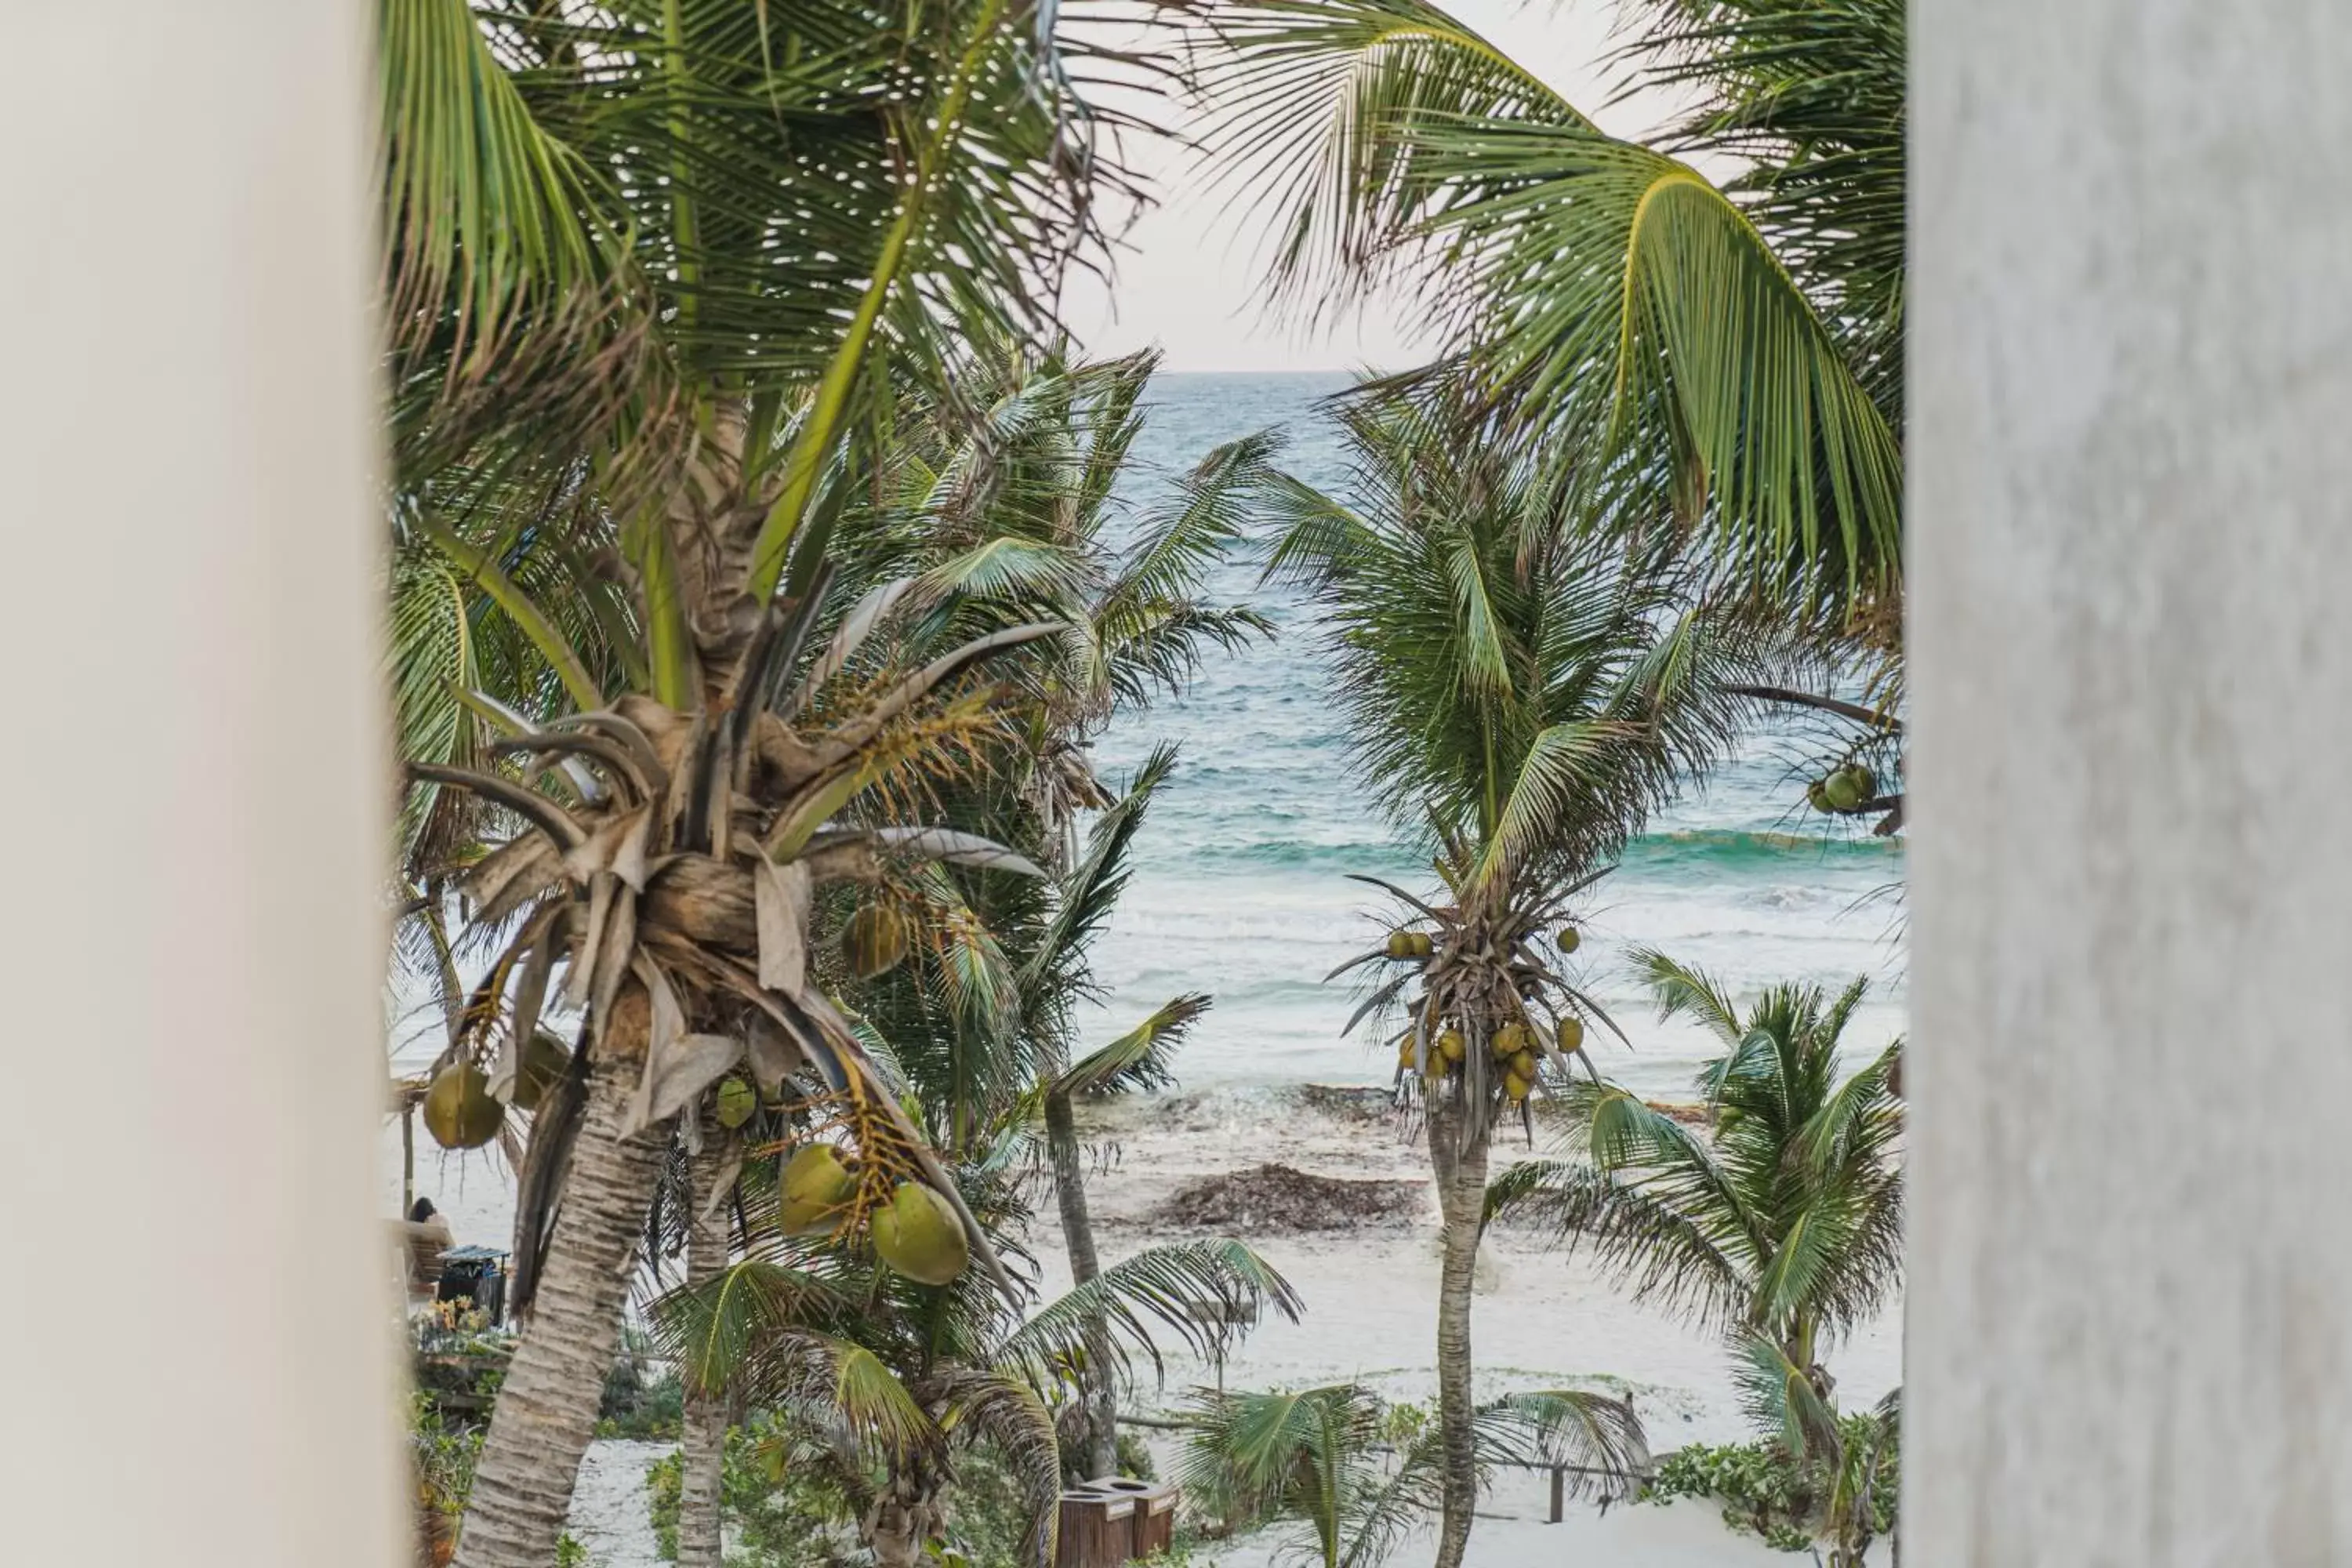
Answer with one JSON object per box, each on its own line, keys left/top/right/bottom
{"left": 1490, "top": 949, "right": 1904, "bottom": 1386}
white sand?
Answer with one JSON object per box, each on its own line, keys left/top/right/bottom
{"left": 1189, "top": 1495, "right": 1878, "bottom": 1568}
{"left": 397, "top": 1083, "right": 1899, "bottom": 1566}
{"left": 1032, "top": 1087, "right": 1900, "bottom": 1450}
{"left": 566, "top": 1439, "right": 670, "bottom": 1566}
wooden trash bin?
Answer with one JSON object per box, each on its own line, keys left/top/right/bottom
{"left": 1055, "top": 1486, "right": 1135, "bottom": 1568}
{"left": 1080, "top": 1477, "right": 1178, "bottom": 1560}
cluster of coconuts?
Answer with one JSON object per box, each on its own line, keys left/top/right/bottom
{"left": 420, "top": 1032, "right": 575, "bottom": 1150}
{"left": 844, "top": 904, "right": 910, "bottom": 981}
{"left": 1808, "top": 764, "right": 1878, "bottom": 814}
{"left": 779, "top": 1144, "right": 970, "bottom": 1287}
{"left": 426, "top": 1043, "right": 767, "bottom": 1153}
{"left": 1399, "top": 1012, "right": 1585, "bottom": 1104}
{"left": 1389, "top": 924, "right": 1589, "bottom": 1104}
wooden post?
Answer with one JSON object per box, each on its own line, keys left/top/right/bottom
{"left": 1548, "top": 1465, "right": 1564, "bottom": 1524}
{"left": 401, "top": 1102, "right": 416, "bottom": 1215}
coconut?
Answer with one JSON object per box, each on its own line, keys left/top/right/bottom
{"left": 1396, "top": 1036, "right": 1417, "bottom": 1070}
{"left": 1808, "top": 779, "right": 1835, "bottom": 813}
{"left": 1840, "top": 764, "right": 1878, "bottom": 802}
{"left": 1555, "top": 927, "right": 1581, "bottom": 955}
{"left": 1508, "top": 1048, "right": 1538, "bottom": 1081}
{"left": 1409, "top": 931, "right": 1434, "bottom": 957}
{"left": 779, "top": 1145, "right": 857, "bottom": 1236}
{"left": 871, "top": 1181, "right": 970, "bottom": 1287}
{"left": 1490, "top": 1021, "right": 1529, "bottom": 1058}
{"left": 1822, "top": 769, "right": 1864, "bottom": 811}
{"left": 1502, "top": 1072, "right": 1531, "bottom": 1103}
{"left": 423, "top": 1064, "right": 503, "bottom": 1150}
{"left": 714, "top": 1076, "right": 757, "bottom": 1130}
{"left": 844, "top": 905, "right": 910, "bottom": 980}
{"left": 1555, "top": 1015, "right": 1585, "bottom": 1054}
{"left": 1385, "top": 931, "right": 1416, "bottom": 960}
{"left": 511, "top": 1031, "right": 572, "bottom": 1112}
{"left": 1436, "top": 1029, "right": 1466, "bottom": 1065}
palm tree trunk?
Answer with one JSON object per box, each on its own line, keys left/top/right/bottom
{"left": 1427, "top": 1098, "right": 1490, "bottom": 1568}
{"left": 676, "top": 1130, "right": 731, "bottom": 1568}
{"left": 456, "top": 1007, "right": 665, "bottom": 1568}
{"left": 865, "top": 1469, "right": 943, "bottom": 1568}
{"left": 1045, "top": 1087, "right": 1120, "bottom": 1479}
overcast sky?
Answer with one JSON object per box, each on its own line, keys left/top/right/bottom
{"left": 1056, "top": 0, "right": 1682, "bottom": 373}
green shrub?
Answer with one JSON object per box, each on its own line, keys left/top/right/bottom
{"left": 645, "top": 1450, "right": 682, "bottom": 1561}
{"left": 644, "top": 1417, "right": 865, "bottom": 1567}
{"left": 599, "top": 1327, "right": 685, "bottom": 1439}
{"left": 643, "top": 1416, "right": 1045, "bottom": 1568}
{"left": 1643, "top": 1414, "right": 1897, "bottom": 1555}
{"left": 409, "top": 1391, "right": 484, "bottom": 1526}
{"left": 1114, "top": 1431, "right": 1157, "bottom": 1482}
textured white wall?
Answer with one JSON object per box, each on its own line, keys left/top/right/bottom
{"left": 0, "top": 7, "right": 401, "bottom": 1566}
{"left": 1910, "top": 2, "right": 2352, "bottom": 1562}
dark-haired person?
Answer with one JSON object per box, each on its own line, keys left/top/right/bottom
{"left": 401, "top": 1196, "right": 453, "bottom": 1305}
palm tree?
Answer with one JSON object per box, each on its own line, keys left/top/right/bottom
{"left": 833, "top": 339, "right": 1276, "bottom": 866}
{"left": 638, "top": 357, "right": 1268, "bottom": 1552}
{"left": 1189, "top": 0, "right": 1904, "bottom": 643}
{"left": 1489, "top": 950, "right": 1904, "bottom": 1425}
{"left": 1013, "top": 749, "right": 1205, "bottom": 1478}
{"left": 654, "top": 1161, "right": 1304, "bottom": 1567}
{"left": 1178, "top": 1381, "right": 1648, "bottom": 1568}
{"left": 1265, "top": 389, "right": 1759, "bottom": 1568}
{"left": 1189, "top": 0, "right": 1911, "bottom": 829}
{"left": 377, "top": 3, "right": 1142, "bottom": 1559}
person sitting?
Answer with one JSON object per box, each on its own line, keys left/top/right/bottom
{"left": 400, "top": 1196, "right": 454, "bottom": 1305}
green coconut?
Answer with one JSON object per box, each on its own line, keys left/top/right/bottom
{"left": 1384, "top": 931, "right": 1414, "bottom": 960}
{"left": 1490, "top": 1021, "right": 1530, "bottom": 1059}
{"left": 423, "top": 1064, "right": 503, "bottom": 1150}
{"left": 511, "top": 1031, "right": 572, "bottom": 1112}
{"left": 779, "top": 1145, "right": 858, "bottom": 1237}
{"left": 1409, "top": 931, "right": 1434, "bottom": 957}
{"left": 871, "top": 1181, "right": 970, "bottom": 1287}
{"left": 1502, "top": 1071, "right": 1531, "bottom": 1103}
{"left": 1840, "top": 764, "right": 1878, "bottom": 802}
{"left": 1808, "top": 779, "right": 1835, "bottom": 813}
{"left": 1555, "top": 1015, "right": 1585, "bottom": 1054}
{"left": 1555, "top": 926, "right": 1581, "bottom": 955}
{"left": 1436, "top": 1028, "right": 1466, "bottom": 1064}
{"left": 844, "top": 905, "right": 910, "bottom": 981}
{"left": 714, "top": 1076, "right": 757, "bottom": 1130}
{"left": 1508, "top": 1048, "right": 1538, "bottom": 1081}
{"left": 1822, "top": 769, "right": 1865, "bottom": 811}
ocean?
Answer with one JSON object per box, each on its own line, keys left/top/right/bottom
{"left": 1075, "top": 372, "right": 1908, "bottom": 1098}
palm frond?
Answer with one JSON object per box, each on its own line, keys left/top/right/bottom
{"left": 931, "top": 1369, "right": 1066, "bottom": 1568}
{"left": 993, "top": 1239, "right": 1304, "bottom": 1392}
{"left": 1053, "top": 994, "right": 1210, "bottom": 1100}
{"left": 1192, "top": 0, "right": 1906, "bottom": 629}
{"left": 1187, "top": 0, "right": 1587, "bottom": 319}
{"left": 1732, "top": 1332, "right": 1842, "bottom": 1461}
{"left": 1488, "top": 1152, "right": 1754, "bottom": 1334}
{"left": 1486, "top": 1388, "right": 1650, "bottom": 1499}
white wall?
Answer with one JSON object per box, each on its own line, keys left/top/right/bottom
{"left": 1910, "top": 1, "right": 2352, "bottom": 1560}
{"left": 0, "top": 7, "right": 401, "bottom": 1566}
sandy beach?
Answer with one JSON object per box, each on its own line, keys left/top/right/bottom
{"left": 399, "top": 1081, "right": 1899, "bottom": 1566}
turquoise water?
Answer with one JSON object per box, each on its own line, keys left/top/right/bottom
{"left": 1080, "top": 373, "right": 1907, "bottom": 1096}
